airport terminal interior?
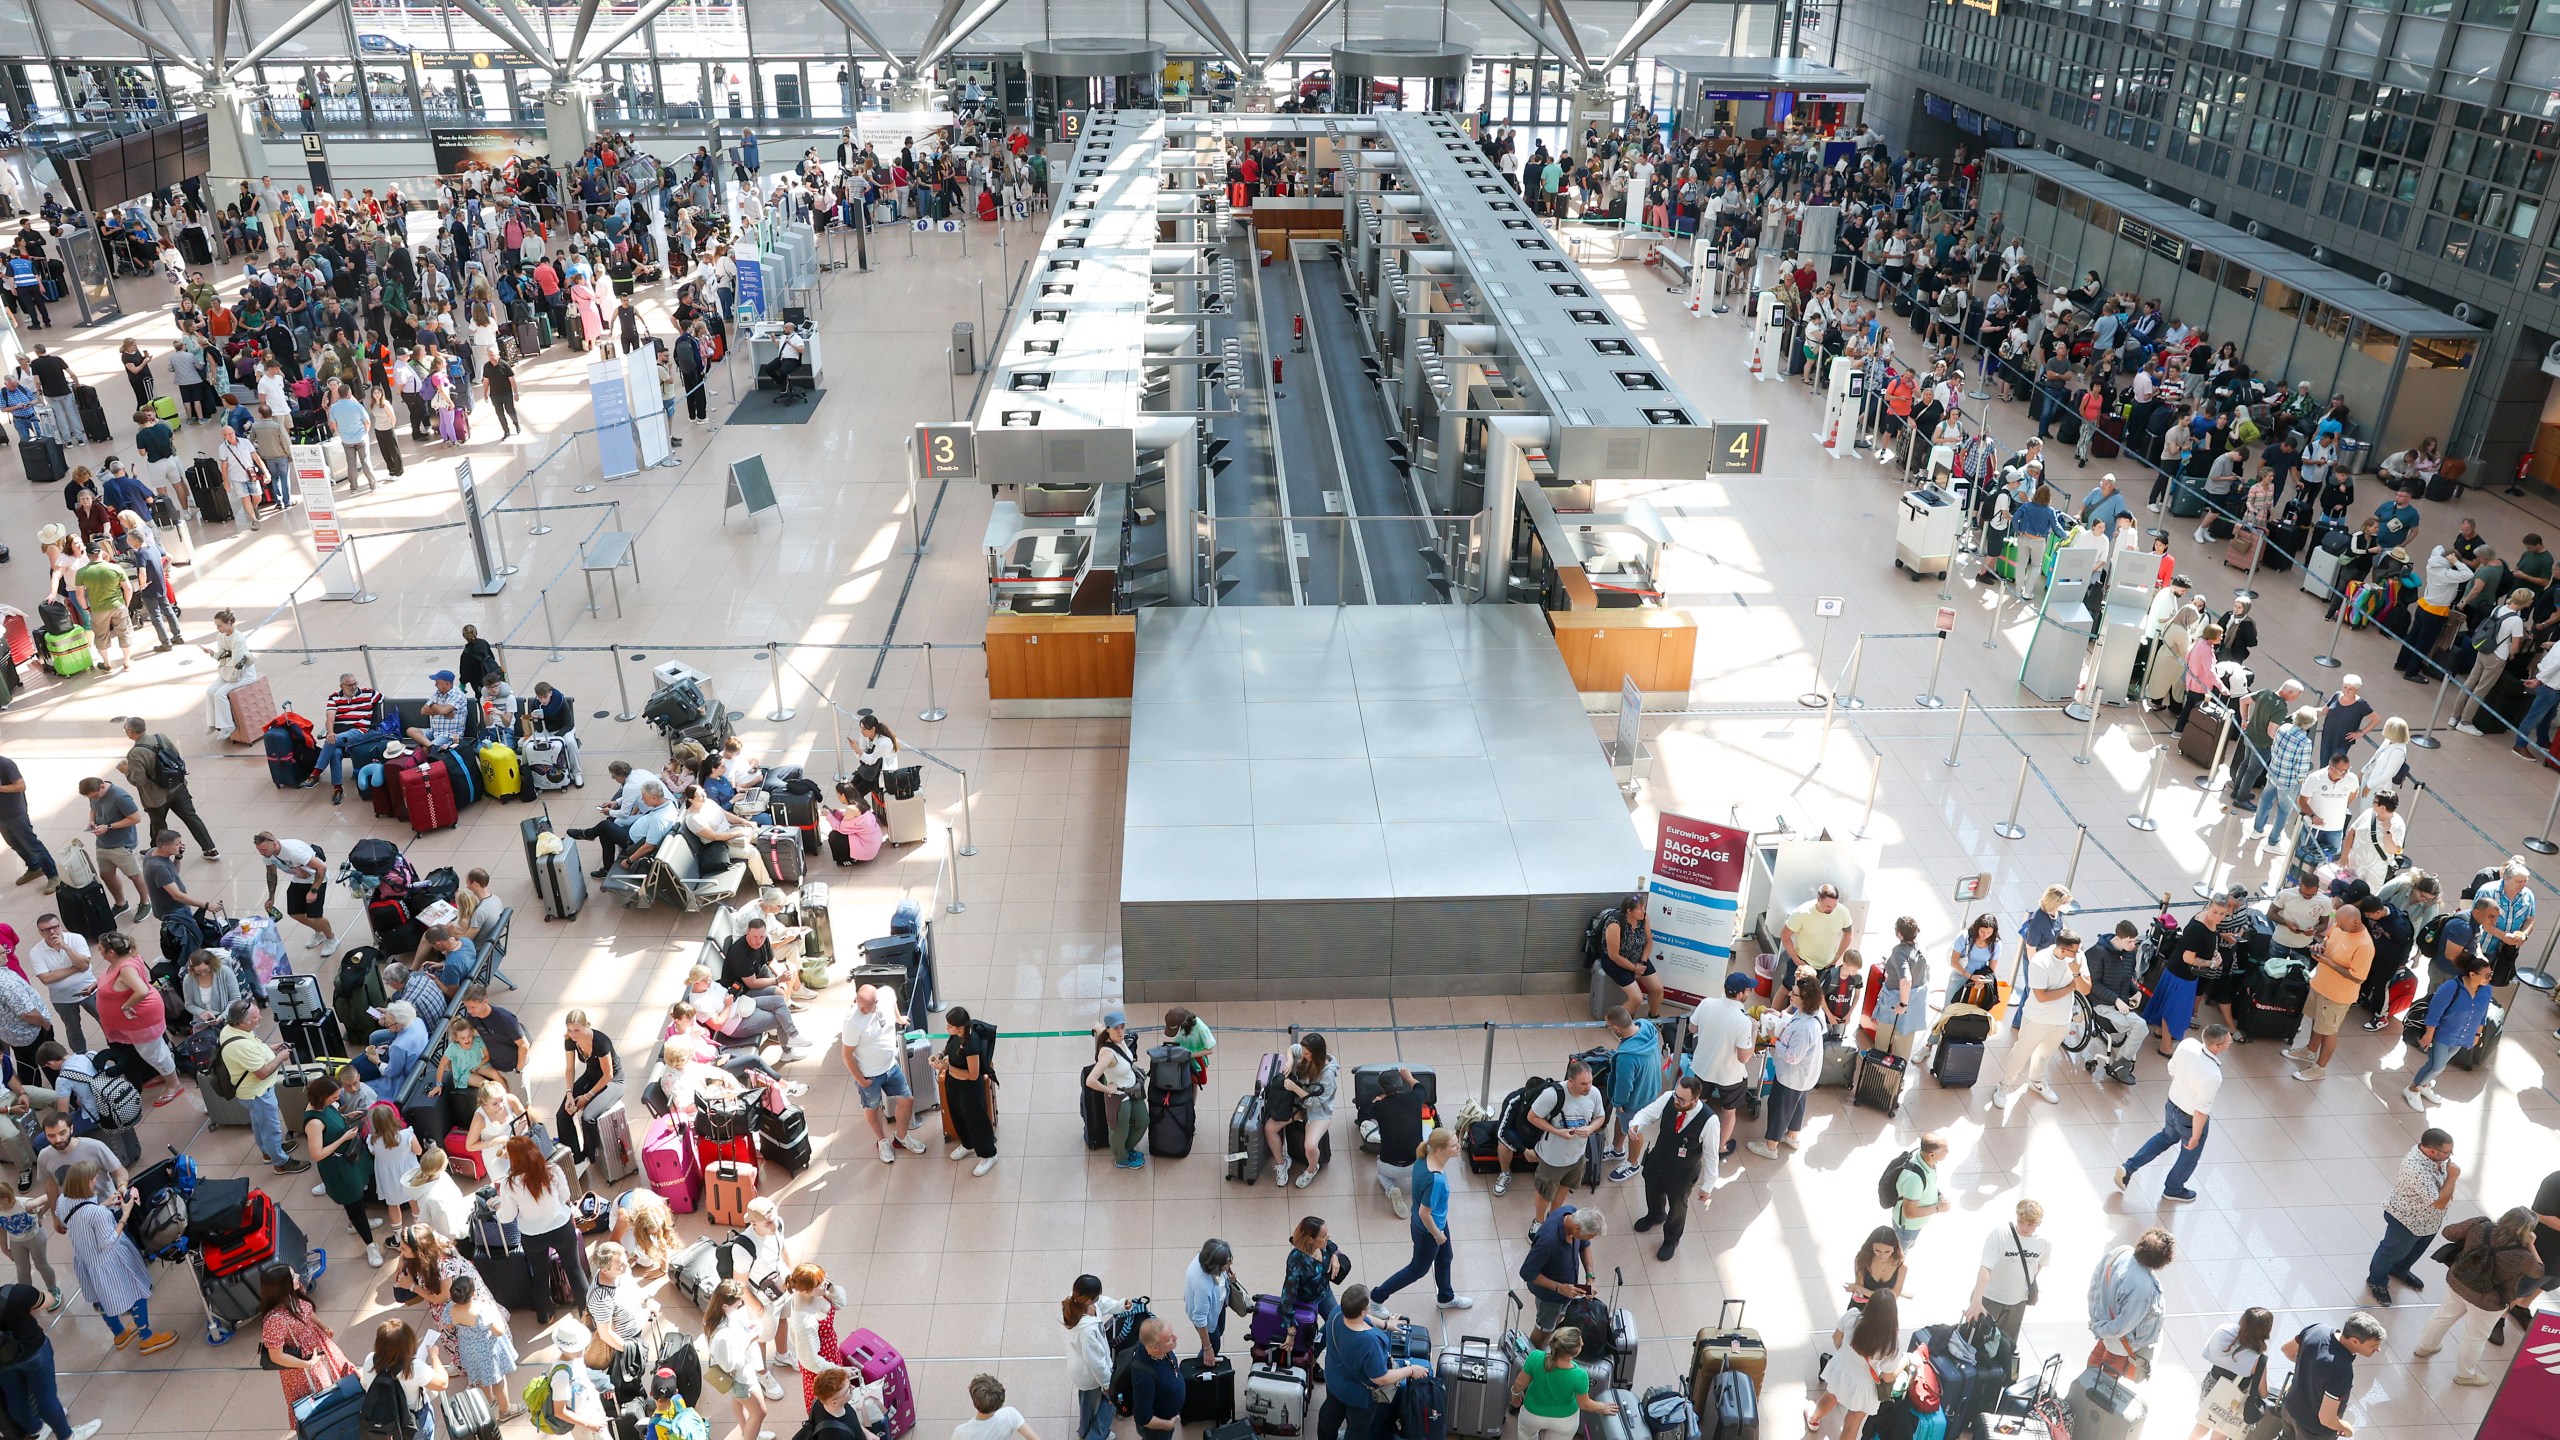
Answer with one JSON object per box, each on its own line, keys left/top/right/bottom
{"left": 0, "top": 2, "right": 2555, "bottom": 1439}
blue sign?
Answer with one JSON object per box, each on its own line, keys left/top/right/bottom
{"left": 735, "top": 253, "right": 765, "bottom": 321}
{"left": 589, "top": 361, "right": 638, "bottom": 478}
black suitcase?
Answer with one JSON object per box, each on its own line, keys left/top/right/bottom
{"left": 512, "top": 319, "right": 542, "bottom": 355}
{"left": 2169, "top": 478, "right": 2207, "bottom": 517}
{"left": 757, "top": 1103, "right": 808, "bottom": 1148}
{"left": 1852, "top": 1050, "right": 1905, "bottom": 1115}
{"left": 2451, "top": 1002, "right": 2506, "bottom": 1070}
{"left": 465, "top": 1232, "right": 569, "bottom": 1322}
{"left": 189, "top": 457, "right": 233, "bottom": 522}
{"left": 73, "top": 384, "right": 109, "bottom": 444}
{"left": 1932, "top": 1041, "right": 1984, "bottom": 1087}
{"left": 17, "top": 436, "right": 62, "bottom": 483}
{"left": 1182, "top": 1357, "right": 1237, "bottom": 1424}
{"left": 1080, "top": 1063, "right": 1111, "bottom": 1150}
{"left": 763, "top": 1131, "right": 812, "bottom": 1173}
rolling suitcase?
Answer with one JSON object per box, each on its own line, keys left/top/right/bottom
{"left": 197, "top": 1065, "right": 255, "bottom": 1127}
{"left": 1225, "top": 1052, "right": 1281, "bottom": 1183}
{"left": 642, "top": 1113, "right": 701, "bottom": 1212}
{"left": 2452, "top": 1002, "right": 2506, "bottom": 1070}
{"left": 2092, "top": 415, "right": 2122, "bottom": 460}
{"left": 523, "top": 811, "right": 587, "bottom": 920}
{"left": 1932, "top": 1041, "right": 1984, "bottom": 1087}
{"left": 1584, "top": 1390, "right": 1639, "bottom": 1440}
{"left": 1437, "top": 1336, "right": 1511, "bottom": 1439}
{"left": 2179, "top": 702, "right": 2233, "bottom": 768}
{"left": 74, "top": 384, "right": 109, "bottom": 444}
{"left": 1851, "top": 1049, "right": 1906, "bottom": 1115}
{"left": 704, "top": 1159, "right": 756, "bottom": 1226}
{"left": 402, "top": 758, "right": 458, "bottom": 835}
{"left": 293, "top": 1374, "right": 365, "bottom": 1440}
{"left": 1243, "top": 1363, "right": 1310, "bottom": 1437}
{"left": 592, "top": 1101, "right": 638, "bottom": 1183}
{"left": 904, "top": 1035, "right": 941, "bottom": 1119}
{"left": 1183, "top": 1357, "right": 1237, "bottom": 1425}
{"left": 188, "top": 456, "right": 233, "bottom": 523}
{"left": 2224, "top": 528, "right": 2261, "bottom": 571}
{"left": 272, "top": 974, "right": 346, "bottom": 1063}
{"left": 16, "top": 436, "right": 63, "bottom": 484}
{"left": 477, "top": 739, "right": 523, "bottom": 800}
{"left": 755, "top": 826, "right": 804, "bottom": 886}
{"left": 885, "top": 793, "right": 926, "bottom": 844}
{"left": 2064, "top": 1366, "right": 2146, "bottom": 1440}
{"left": 1705, "top": 1372, "right": 1756, "bottom": 1440}
{"left": 2302, "top": 544, "right": 2344, "bottom": 602}
{"left": 838, "top": 1328, "right": 918, "bottom": 1437}
{"left": 1690, "top": 1300, "right": 1768, "bottom": 1397}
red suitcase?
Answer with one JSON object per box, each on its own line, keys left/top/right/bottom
{"left": 696, "top": 1132, "right": 756, "bottom": 1169}
{"left": 369, "top": 750, "right": 422, "bottom": 822}
{"left": 2, "top": 612, "right": 31, "bottom": 667}
{"left": 402, "top": 758, "right": 458, "bottom": 835}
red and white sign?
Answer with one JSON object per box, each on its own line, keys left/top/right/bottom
{"left": 2481, "top": 1311, "right": 2560, "bottom": 1439}
{"left": 1648, "top": 813, "right": 1749, "bottom": 1005}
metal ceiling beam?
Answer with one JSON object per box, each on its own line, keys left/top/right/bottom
{"left": 562, "top": 0, "right": 605, "bottom": 66}
{"left": 570, "top": 0, "right": 685, "bottom": 74}
{"left": 64, "top": 0, "right": 202, "bottom": 71}
{"left": 1479, "top": 0, "right": 1578, "bottom": 74}
{"left": 1259, "top": 0, "right": 1344, "bottom": 65}
{"left": 1166, "top": 0, "right": 1248, "bottom": 70}
{"left": 1602, "top": 0, "right": 1697, "bottom": 71}
{"left": 1537, "top": 0, "right": 1591, "bottom": 71}
{"left": 911, "top": 0, "right": 969, "bottom": 69}
{"left": 489, "top": 0, "right": 562, "bottom": 70}
{"left": 811, "top": 0, "right": 901, "bottom": 65}
{"left": 143, "top": 0, "right": 210, "bottom": 70}
{"left": 444, "top": 0, "right": 554, "bottom": 76}
{"left": 914, "top": 0, "right": 1009, "bottom": 72}
{"left": 209, "top": 0, "right": 230, "bottom": 70}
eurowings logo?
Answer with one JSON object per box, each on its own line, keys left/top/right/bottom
{"left": 2525, "top": 1338, "right": 2560, "bottom": 1375}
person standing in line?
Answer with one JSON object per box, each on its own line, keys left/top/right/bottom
{"left": 1962, "top": 1199, "right": 2050, "bottom": 1346}
{"left": 2413, "top": 1209, "right": 2542, "bottom": 1384}
{"left": 55, "top": 1160, "right": 171, "bottom": 1353}
{"left": 0, "top": 1280, "right": 103, "bottom": 1440}
{"left": 1372, "top": 1128, "right": 1469, "bottom": 1311}
{"left": 2451, "top": 587, "right": 2535, "bottom": 736}
{"left": 1361, "top": 1067, "right": 1429, "bottom": 1219}
{"left": 1989, "top": 927, "right": 2090, "bottom": 1108}
{"left": 1777, "top": 884, "right": 1853, "bottom": 993}
{"left": 1061, "top": 1276, "right": 1127, "bottom": 1440}
{"left": 1746, "top": 978, "right": 1827, "bottom": 1159}
{"left": 1519, "top": 1060, "right": 1605, "bottom": 1238}
{"left": 953, "top": 1374, "right": 1041, "bottom": 1440}
{"left": 2403, "top": 956, "right": 2496, "bottom": 1107}
{"left": 120, "top": 718, "right": 217, "bottom": 860}
{"left": 2086, "top": 1228, "right": 2176, "bottom": 1380}
{"left": 74, "top": 778, "right": 142, "bottom": 921}
{"left": 2283, "top": 1313, "right": 2388, "bottom": 1436}
{"left": 1873, "top": 917, "right": 1930, "bottom": 1061}
{"left": 1886, "top": 1133, "right": 1950, "bottom": 1250}
{"left": 1804, "top": 1294, "right": 1900, "bottom": 1440}
{"left": 25, "top": 916, "right": 93, "bottom": 1053}
{"left": 0, "top": 749, "right": 57, "bottom": 894}
{"left": 2117, "top": 1023, "right": 2230, "bottom": 1202}
{"left": 1085, "top": 1013, "right": 1146, "bottom": 1172}
{"left": 1621, "top": 1076, "right": 1718, "bottom": 1261}
{"left": 219, "top": 1000, "right": 310, "bottom": 1178}
{"left": 1685, "top": 972, "right": 1758, "bottom": 1159}
{"left": 2285, "top": 903, "right": 2370, "bottom": 1081}
{"left": 1125, "top": 1319, "right": 1184, "bottom": 1439}
{"left": 840, "top": 983, "right": 929, "bottom": 1165}
{"left": 1509, "top": 1327, "right": 1620, "bottom": 1440}
{"left": 934, "top": 1006, "right": 998, "bottom": 1176}
{"left": 1315, "top": 1285, "right": 1424, "bottom": 1440}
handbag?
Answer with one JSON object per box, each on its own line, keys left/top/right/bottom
{"left": 2086, "top": 1340, "right": 2138, "bottom": 1379}
{"left": 1223, "top": 1272, "right": 1252, "bottom": 1318}
{"left": 2011, "top": 1225, "right": 2040, "bottom": 1306}
{"left": 2197, "top": 1356, "right": 2268, "bottom": 1438}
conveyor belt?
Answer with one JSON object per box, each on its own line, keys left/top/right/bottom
{"left": 1292, "top": 242, "right": 1442, "bottom": 606}
{"left": 1203, "top": 227, "right": 1295, "bottom": 605}
{"left": 1252, "top": 237, "right": 1365, "bottom": 605}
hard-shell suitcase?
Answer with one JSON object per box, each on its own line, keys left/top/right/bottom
{"left": 1705, "top": 1371, "right": 1756, "bottom": 1440}
{"left": 41, "top": 625, "right": 92, "bottom": 677}
{"left": 1183, "top": 1357, "right": 1238, "bottom": 1425}
{"left": 438, "top": 746, "right": 484, "bottom": 809}
{"left": 1244, "top": 1363, "right": 1311, "bottom": 1436}
{"left": 2093, "top": 415, "right": 2122, "bottom": 460}
{"left": 402, "top": 758, "right": 458, "bottom": 835}
{"left": 2180, "top": 702, "right": 2233, "bottom": 769}
{"left": 2064, "top": 1365, "right": 2147, "bottom": 1440}
{"left": 2225, "top": 528, "right": 2262, "bottom": 572}
{"left": 197, "top": 1065, "right": 255, "bottom": 1127}
{"left": 755, "top": 826, "right": 804, "bottom": 886}
{"left": 1690, "top": 1300, "right": 1769, "bottom": 1396}
{"left": 592, "top": 1101, "right": 638, "bottom": 1183}
{"left": 512, "top": 320, "right": 542, "bottom": 355}
{"left": 704, "top": 1158, "right": 756, "bottom": 1226}
{"left": 2302, "top": 544, "right": 2344, "bottom": 602}
{"left": 904, "top": 1034, "right": 941, "bottom": 1119}
{"left": 1583, "top": 1390, "right": 1639, "bottom": 1440}
{"left": 1817, "top": 1040, "right": 1859, "bottom": 1089}
{"left": 294, "top": 1374, "right": 366, "bottom": 1440}
{"left": 522, "top": 812, "right": 587, "bottom": 920}
{"left": 642, "top": 1113, "right": 701, "bottom": 1212}
{"left": 885, "top": 793, "right": 926, "bottom": 844}
{"left": 477, "top": 739, "right": 523, "bottom": 800}
{"left": 151, "top": 393, "right": 179, "bottom": 424}
{"left": 1933, "top": 1040, "right": 1985, "bottom": 1086}
{"left": 838, "top": 1328, "right": 918, "bottom": 1437}
{"left": 1438, "top": 1336, "right": 1512, "bottom": 1439}
{"left": 2168, "top": 476, "right": 2206, "bottom": 518}
{"left": 1226, "top": 1052, "right": 1281, "bottom": 1183}
{"left": 188, "top": 456, "right": 234, "bottom": 522}
{"left": 1851, "top": 1049, "right": 1906, "bottom": 1115}
{"left": 74, "top": 384, "right": 109, "bottom": 444}
{"left": 440, "top": 1386, "right": 502, "bottom": 1440}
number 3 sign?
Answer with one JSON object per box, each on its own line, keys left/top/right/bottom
{"left": 916, "top": 422, "right": 977, "bottom": 479}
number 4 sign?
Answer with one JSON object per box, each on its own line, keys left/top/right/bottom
{"left": 916, "top": 422, "right": 977, "bottom": 479}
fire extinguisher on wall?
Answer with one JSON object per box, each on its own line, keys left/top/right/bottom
{"left": 2515, "top": 450, "right": 2535, "bottom": 497}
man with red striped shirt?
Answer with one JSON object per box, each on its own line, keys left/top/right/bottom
{"left": 308, "top": 673, "right": 384, "bottom": 804}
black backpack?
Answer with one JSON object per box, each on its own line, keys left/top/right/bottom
{"left": 2415, "top": 914, "right": 2450, "bottom": 961}
{"left": 1877, "top": 1149, "right": 1925, "bottom": 1210}
{"left": 1103, "top": 1297, "right": 1155, "bottom": 1422}
{"left": 145, "top": 736, "right": 187, "bottom": 790}
{"left": 1500, "top": 1076, "right": 1559, "bottom": 1150}
{"left": 360, "top": 1371, "right": 419, "bottom": 1440}
{"left": 1582, "top": 907, "right": 1617, "bottom": 966}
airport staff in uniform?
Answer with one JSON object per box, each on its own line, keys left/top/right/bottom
{"left": 1621, "top": 1075, "right": 1716, "bottom": 1261}
{"left": 761, "top": 328, "right": 809, "bottom": 393}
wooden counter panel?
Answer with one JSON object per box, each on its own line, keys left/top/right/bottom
{"left": 1550, "top": 609, "right": 1697, "bottom": 693}
{"left": 985, "top": 614, "right": 1137, "bottom": 699}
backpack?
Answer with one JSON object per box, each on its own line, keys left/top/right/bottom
{"left": 1581, "top": 907, "right": 1617, "bottom": 966}
{"left": 524, "top": 1364, "right": 577, "bottom": 1435}
{"left": 360, "top": 1371, "right": 419, "bottom": 1440}
{"left": 2415, "top": 914, "right": 2450, "bottom": 961}
{"left": 145, "top": 736, "right": 187, "bottom": 790}
{"left": 1105, "top": 1300, "right": 1157, "bottom": 1424}
{"left": 86, "top": 1065, "right": 144, "bottom": 1129}
{"left": 1877, "top": 1149, "right": 1925, "bottom": 1210}
{"left": 206, "top": 1035, "right": 255, "bottom": 1101}
{"left": 1500, "top": 1076, "right": 1560, "bottom": 1150}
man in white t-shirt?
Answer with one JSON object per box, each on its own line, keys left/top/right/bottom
{"left": 26, "top": 914, "right": 96, "bottom": 1051}
{"left": 1964, "top": 1198, "right": 2052, "bottom": 1345}
{"left": 952, "top": 1375, "right": 1038, "bottom": 1440}
{"left": 2295, "top": 753, "right": 2360, "bottom": 867}
{"left": 1989, "top": 929, "right": 2090, "bottom": 1109}
{"left": 839, "top": 984, "right": 928, "bottom": 1165}
{"left": 1520, "top": 1060, "right": 1607, "bottom": 1235}
{"left": 2268, "top": 872, "right": 2335, "bottom": 961}
{"left": 1687, "top": 971, "right": 1759, "bottom": 1156}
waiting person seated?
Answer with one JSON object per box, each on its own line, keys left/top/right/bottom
{"left": 357, "top": 1000, "right": 430, "bottom": 1091}
{"left": 826, "top": 782, "right": 884, "bottom": 866}
{"left": 403, "top": 670, "right": 469, "bottom": 751}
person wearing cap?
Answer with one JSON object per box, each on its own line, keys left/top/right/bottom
{"left": 1085, "top": 1010, "right": 1146, "bottom": 1171}
{"left": 534, "top": 1320, "right": 611, "bottom": 1438}
{"left": 406, "top": 671, "right": 468, "bottom": 751}
{"left": 1685, "top": 972, "right": 1759, "bottom": 1160}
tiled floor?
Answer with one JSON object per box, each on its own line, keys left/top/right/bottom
{"left": 0, "top": 205, "right": 2540, "bottom": 1440}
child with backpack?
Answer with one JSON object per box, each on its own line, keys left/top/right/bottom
{"left": 355, "top": 1317, "right": 446, "bottom": 1439}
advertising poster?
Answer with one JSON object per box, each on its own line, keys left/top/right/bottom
{"left": 587, "top": 358, "right": 639, "bottom": 479}
{"left": 625, "top": 345, "right": 670, "bottom": 466}
{"left": 428, "top": 125, "right": 543, "bottom": 178}
{"left": 735, "top": 246, "right": 766, "bottom": 321}
{"left": 1647, "top": 813, "right": 1749, "bottom": 1005}
{"left": 2478, "top": 1312, "right": 2560, "bottom": 1439}
{"left": 294, "top": 443, "right": 357, "bottom": 599}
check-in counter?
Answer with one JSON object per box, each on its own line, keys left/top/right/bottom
{"left": 1550, "top": 608, "right": 1698, "bottom": 697}
{"left": 986, "top": 613, "right": 1136, "bottom": 716}
{"left": 1250, "top": 197, "right": 1345, "bottom": 239}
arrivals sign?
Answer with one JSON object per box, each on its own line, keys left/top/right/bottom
{"left": 1647, "top": 813, "right": 1749, "bottom": 1005}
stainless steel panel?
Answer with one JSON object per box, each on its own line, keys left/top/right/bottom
{"left": 1357, "top": 700, "right": 1487, "bottom": 758}
{"left": 1129, "top": 700, "right": 1254, "bottom": 761}
{"left": 1369, "top": 757, "right": 1507, "bottom": 823}
{"left": 1239, "top": 647, "right": 1360, "bottom": 701}
{"left": 1348, "top": 648, "right": 1470, "bottom": 700}
{"left": 1126, "top": 760, "right": 1256, "bottom": 827}
{"left": 1245, "top": 701, "right": 1370, "bottom": 759}
{"left": 1261, "top": 900, "right": 1398, "bottom": 971}
{"left": 1254, "top": 824, "right": 1395, "bottom": 899}
{"left": 1514, "top": 822, "right": 1650, "bottom": 896}
{"left": 1380, "top": 822, "right": 1529, "bottom": 898}
{"left": 1121, "top": 826, "right": 1260, "bottom": 902}
{"left": 1250, "top": 759, "right": 1381, "bottom": 825}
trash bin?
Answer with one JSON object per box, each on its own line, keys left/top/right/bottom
{"left": 2339, "top": 437, "right": 2371, "bottom": 475}
{"left": 950, "top": 322, "right": 974, "bottom": 375}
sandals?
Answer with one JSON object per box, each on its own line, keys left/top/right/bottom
{"left": 150, "top": 1085, "right": 182, "bottom": 1107}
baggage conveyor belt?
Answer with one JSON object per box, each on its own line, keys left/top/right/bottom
{"left": 1243, "top": 237, "right": 1444, "bottom": 606}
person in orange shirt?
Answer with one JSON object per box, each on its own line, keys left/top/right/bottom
{"left": 2288, "top": 903, "right": 2371, "bottom": 1082}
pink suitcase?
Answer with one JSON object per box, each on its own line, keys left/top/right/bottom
{"left": 641, "top": 1112, "right": 701, "bottom": 1213}
{"left": 838, "top": 1328, "right": 917, "bottom": 1437}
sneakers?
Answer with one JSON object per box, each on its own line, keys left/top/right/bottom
{"left": 272, "top": 1158, "right": 311, "bottom": 1175}
{"left": 366, "top": 1243, "right": 385, "bottom": 1268}
{"left": 2161, "top": 1188, "right": 2199, "bottom": 1202}
{"left": 1600, "top": 1147, "right": 1626, "bottom": 1162}
{"left": 949, "top": 1145, "right": 970, "bottom": 1161}
{"left": 2280, "top": 1045, "right": 2317, "bottom": 1062}
{"left": 2412, "top": 1345, "right": 2442, "bottom": 1359}
{"left": 1438, "top": 1296, "right": 1475, "bottom": 1310}
{"left": 2034, "top": 1082, "right": 2060, "bottom": 1104}
{"left": 897, "top": 1132, "right": 928, "bottom": 1154}
{"left": 2421, "top": 1084, "right": 2445, "bottom": 1103}
{"left": 2112, "top": 1165, "right": 2130, "bottom": 1191}
{"left": 1743, "top": 1141, "right": 1780, "bottom": 1160}
{"left": 1387, "top": 1184, "right": 1410, "bottom": 1220}
{"left": 1293, "top": 1168, "right": 1316, "bottom": 1189}
{"left": 2454, "top": 722, "right": 2486, "bottom": 736}
{"left": 1271, "top": 1164, "right": 1291, "bottom": 1189}
{"left": 312, "top": 1183, "right": 328, "bottom": 1196}
{"left": 2291, "top": 1065, "right": 2326, "bottom": 1082}
{"left": 67, "top": 1421, "right": 102, "bottom": 1440}
{"left": 2366, "top": 1283, "right": 2392, "bottom": 1306}
{"left": 1780, "top": 1133, "right": 1805, "bottom": 1150}
{"left": 1114, "top": 1155, "right": 1145, "bottom": 1170}
{"left": 2453, "top": 1373, "right": 2493, "bottom": 1386}
{"left": 971, "top": 1156, "right": 997, "bottom": 1176}
{"left": 878, "top": 1139, "right": 897, "bottom": 1164}
{"left": 305, "top": 933, "right": 329, "bottom": 950}
{"left": 331, "top": 785, "right": 344, "bottom": 804}
{"left": 1608, "top": 1163, "right": 1640, "bottom": 1182}
{"left": 1492, "top": 1173, "right": 1511, "bottom": 1196}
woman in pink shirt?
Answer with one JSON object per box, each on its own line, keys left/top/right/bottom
{"left": 2172, "top": 621, "right": 2227, "bottom": 738}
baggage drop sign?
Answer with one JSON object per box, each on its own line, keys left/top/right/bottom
{"left": 1648, "top": 813, "right": 1748, "bottom": 1005}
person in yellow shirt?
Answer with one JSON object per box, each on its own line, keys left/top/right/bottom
{"left": 2288, "top": 905, "right": 2371, "bottom": 1082}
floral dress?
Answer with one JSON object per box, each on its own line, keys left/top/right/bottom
{"left": 450, "top": 1306, "right": 519, "bottom": 1389}
{"left": 261, "top": 1297, "right": 352, "bottom": 1407}
{"left": 417, "top": 1252, "right": 484, "bottom": 1372}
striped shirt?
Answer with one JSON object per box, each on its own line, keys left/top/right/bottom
{"left": 2265, "top": 722, "right": 2315, "bottom": 802}
{"left": 326, "top": 686, "right": 380, "bottom": 737}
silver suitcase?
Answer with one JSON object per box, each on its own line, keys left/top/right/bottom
{"left": 1439, "top": 1336, "right": 1514, "bottom": 1439}
{"left": 591, "top": 1101, "right": 637, "bottom": 1183}
{"left": 197, "top": 1068, "right": 254, "bottom": 1128}
{"left": 2066, "top": 1365, "right": 2148, "bottom": 1440}
{"left": 1581, "top": 1389, "right": 1639, "bottom": 1440}
{"left": 1244, "top": 1363, "right": 1309, "bottom": 1436}
{"left": 905, "top": 1034, "right": 942, "bottom": 1118}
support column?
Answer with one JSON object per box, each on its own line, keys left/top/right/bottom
{"left": 541, "top": 82, "right": 600, "bottom": 168}
{"left": 1566, "top": 81, "right": 1614, "bottom": 162}
{"left": 201, "top": 86, "right": 266, "bottom": 196}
